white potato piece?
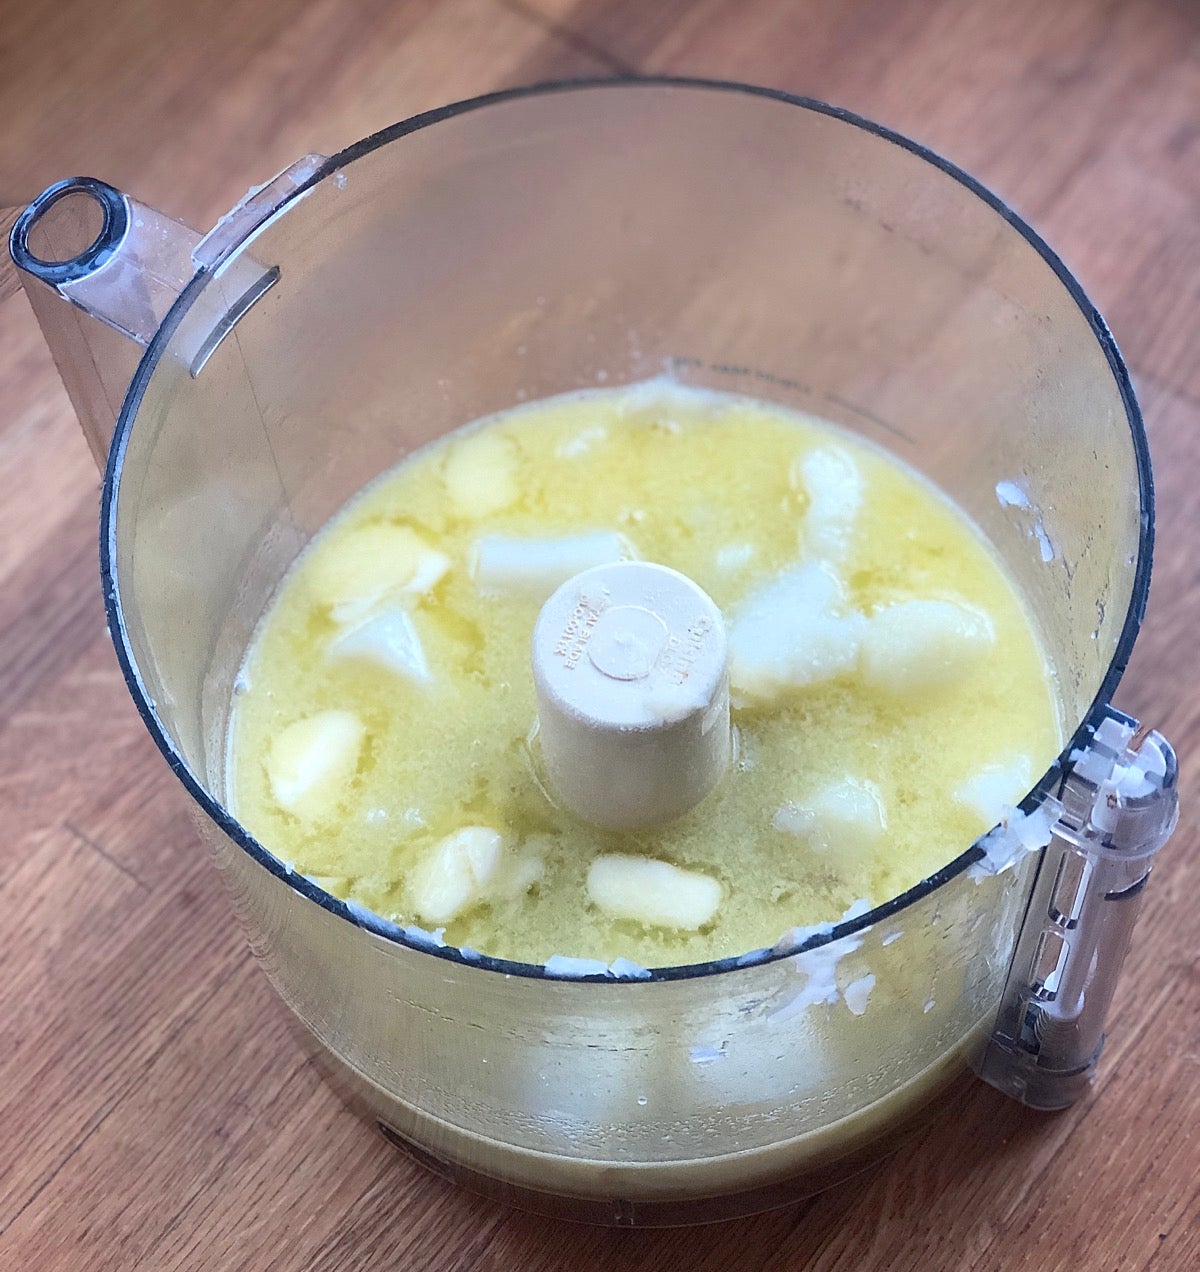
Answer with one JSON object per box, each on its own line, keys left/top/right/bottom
{"left": 792, "top": 446, "right": 863, "bottom": 564}
{"left": 859, "top": 598, "right": 995, "bottom": 696}
{"left": 556, "top": 425, "right": 608, "bottom": 458}
{"left": 410, "top": 827, "right": 505, "bottom": 924}
{"left": 954, "top": 755, "right": 1034, "bottom": 825}
{"left": 488, "top": 835, "right": 555, "bottom": 902}
{"left": 774, "top": 776, "right": 887, "bottom": 868}
{"left": 586, "top": 855, "right": 722, "bottom": 930}
{"left": 714, "top": 542, "right": 756, "bottom": 573}
{"left": 329, "top": 606, "right": 430, "bottom": 684}
{"left": 729, "top": 562, "right": 865, "bottom": 701}
{"left": 471, "top": 531, "right": 633, "bottom": 598}
{"left": 442, "top": 429, "right": 519, "bottom": 518}
{"left": 267, "top": 710, "right": 364, "bottom": 819}
{"left": 306, "top": 523, "right": 449, "bottom": 625}
{"left": 494, "top": 852, "right": 546, "bottom": 900}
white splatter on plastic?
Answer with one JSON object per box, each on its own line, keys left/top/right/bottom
{"left": 345, "top": 898, "right": 399, "bottom": 934}
{"left": 996, "top": 478, "right": 1056, "bottom": 562}
{"left": 401, "top": 923, "right": 447, "bottom": 949}
{"left": 995, "top": 479, "right": 1031, "bottom": 509}
{"left": 768, "top": 899, "right": 873, "bottom": 1023}
{"left": 844, "top": 973, "right": 876, "bottom": 1016}
{"left": 970, "top": 798, "right": 1063, "bottom": 879}
{"left": 544, "top": 955, "right": 611, "bottom": 978}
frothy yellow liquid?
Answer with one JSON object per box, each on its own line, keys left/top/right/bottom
{"left": 229, "top": 383, "right": 1060, "bottom": 965}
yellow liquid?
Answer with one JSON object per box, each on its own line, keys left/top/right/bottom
{"left": 229, "top": 383, "right": 1060, "bottom": 966}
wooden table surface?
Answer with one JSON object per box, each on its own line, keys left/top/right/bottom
{"left": 2, "top": 1, "right": 1197, "bottom": 1268}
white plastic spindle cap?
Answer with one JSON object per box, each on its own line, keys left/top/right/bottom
{"left": 531, "top": 561, "right": 731, "bottom": 828}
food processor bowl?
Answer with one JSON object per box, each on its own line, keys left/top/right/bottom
{"left": 8, "top": 80, "right": 1176, "bottom": 1225}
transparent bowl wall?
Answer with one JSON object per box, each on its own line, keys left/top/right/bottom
{"left": 105, "top": 83, "right": 1145, "bottom": 1219}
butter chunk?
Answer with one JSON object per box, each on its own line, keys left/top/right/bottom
{"left": 859, "top": 599, "right": 995, "bottom": 696}
{"left": 471, "top": 531, "right": 633, "bottom": 598}
{"left": 954, "top": 755, "right": 1033, "bottom": 825}
{"left": 586, "top": 855, "right": 722, "bottom": 930}
{"left": 330, "top": 606, "right": 430, "bottom": 684}
{"left": 267, "top": 710, "right": 364, "bottom": 819}
{"left": 442, "top": 429, "right": 519, "bottom": 518}
{"left": 306, "top": 523, "right": 449, "bottom": 625}
{"left": 792, "top": 446, "right": 863, "bottom": 564}
{"left": 729, "top": 562, "right": 865, "bottom": 701}
{"left": 774, "top": 776, "right": 887, "bottom": 867}
{"left": 494, "top": 851, "right": 546, "bottom": 900}
{"left": 410, "top": 827, "right": 505, "bottom": 924}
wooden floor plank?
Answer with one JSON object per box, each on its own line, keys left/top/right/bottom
{"left": 0, "top": 828, "right": 245, "bottom": 1227}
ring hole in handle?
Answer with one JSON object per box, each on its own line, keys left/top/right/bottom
{"left": 10, "top": 177, "right": 129, "bottom": 285}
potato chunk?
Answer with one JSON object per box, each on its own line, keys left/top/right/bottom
{"left": 471, "top": 531, "right": 632, "bottom": 598}
{"left": 954, "top": 755, "right": 1033, "bottom": 825}
{"left": 729, "top": 562, "right": 864, "bottom": 701}
{"left": 442, "top": 429, "right": 518, "bottom": 518}
{"left": 410, "top": 827, "right": 505, "bottom": 924}
{"left": 774, "top": 776, "right": 887, "bottom": 868}
{"left": 792, "top": 446, "right": 864, "bottom": 564}
{"left": 329, "top": 606, "right": 431, "bottom": 684}
{"left": 859, "top": 599, "right": 995, "bottom": 696}
{"left": 586, "top": 855, "right": 722, "bottom": 930}
{"left": 306, "top": 524, "right": 449, "bottom": 625}
{"left": 267, "top": 710, "right": 363, "bottom": 819}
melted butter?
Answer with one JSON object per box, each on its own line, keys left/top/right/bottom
{"left": 228, "top": 382, "right": 1061, "bottom": 965}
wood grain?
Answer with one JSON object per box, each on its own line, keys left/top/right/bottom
{"left": 1, "top": 1, "right": 1197, "bottom": 1268}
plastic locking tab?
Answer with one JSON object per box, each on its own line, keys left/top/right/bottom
{"left": 976, "top": 708, "right": 1178, "bottom": 1110}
